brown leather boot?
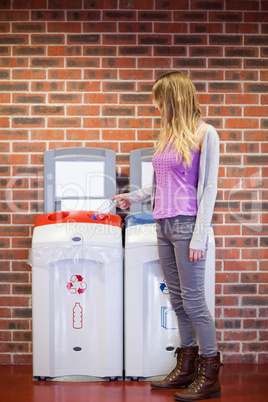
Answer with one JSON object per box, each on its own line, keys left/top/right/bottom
{"left": 151, "top": 347, "right": 199, "bottom": 390}
{"left": 174, "top": 352, "right": 223, "bottom": 401}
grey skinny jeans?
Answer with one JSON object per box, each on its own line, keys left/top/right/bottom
{"left": 155, "top": 215, "right": 217, "bottom": 357}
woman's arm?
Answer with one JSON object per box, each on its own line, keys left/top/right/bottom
{"left": 190, "top": 126, "right": 220, "bottom": 252}
{"left": 111, "top": 185, "right": 153, "bottom": 210}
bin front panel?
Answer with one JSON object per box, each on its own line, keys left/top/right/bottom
{"left": 51, "top": 258, "right": 123, "bottom": 377}
{"left": 142, "top": 260, "right": 180, "bottom": 374}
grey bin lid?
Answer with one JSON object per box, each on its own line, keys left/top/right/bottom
{"left": 125, "top": 211, "right": 155, "bottom": 228}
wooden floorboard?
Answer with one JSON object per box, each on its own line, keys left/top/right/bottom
{"left": 0, "top": 364, "right": 267, "bottom": 402}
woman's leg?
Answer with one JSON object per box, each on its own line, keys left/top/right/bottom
{"left": 156, "top": 218, "right": 198, "bottom": 349}
{"left": 169, "top": 217, "right": 217, "bottom": 357}
{"left": 157, "top": 216, "right": 217, "bottom": 357}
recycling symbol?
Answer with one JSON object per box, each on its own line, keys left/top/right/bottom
{"left": 160, "top": 278, "right": 169, "bottom": 295}
{"left": 67, "top": 275, "right": 87, "bottom": 295}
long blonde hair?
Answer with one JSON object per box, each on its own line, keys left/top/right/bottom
{"left": 153, "top": 71, "right": 202, "bottom": 166}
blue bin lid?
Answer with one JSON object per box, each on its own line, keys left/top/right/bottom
{"left": 125, "top": 211, "right": 155, "bottom": 228}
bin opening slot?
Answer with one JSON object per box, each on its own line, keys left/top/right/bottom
{"left": 47, "top": 211, "right": 70, "bottom": 221}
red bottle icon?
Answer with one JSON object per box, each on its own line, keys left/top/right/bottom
{"left": 73, "top": 302, "right": 83, "bottom": 329}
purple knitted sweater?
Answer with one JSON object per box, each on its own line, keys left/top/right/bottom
{"left": 152, "top": 144, "right": 200, "bottom": 219}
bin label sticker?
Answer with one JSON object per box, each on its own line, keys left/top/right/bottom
{"left": 73, "top": 302, "right": 83, "bottom": 329}
{"left": 67, "top": 275, "right": 87, "bottom": 295}
{"left": 160, "top": 278, "right": 169, "bottom": 295}
{"left": 161, "top": 306, "right": 178, "bottom": 330}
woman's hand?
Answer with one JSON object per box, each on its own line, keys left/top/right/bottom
{"left": 189, "top": 248, "right": 205, "bottom": 263}
{"left": 111, "top": 194, "right": 132, "bottom": 210}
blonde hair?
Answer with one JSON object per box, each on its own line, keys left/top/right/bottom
{"left": 153, "top": 71, "right": 202, "bottom": 166}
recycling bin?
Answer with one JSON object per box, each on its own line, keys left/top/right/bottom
{"left": 29, "top": 211, "right": 123, "bottom": 381}
{"left": 124, "top": 211, "right": 215, "bottom": 380}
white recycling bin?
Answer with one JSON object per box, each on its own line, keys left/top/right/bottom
{"left": 29, "top": 211, "right": 123, "bottom": 381}
{"left": 124, "top": 211, "right": 215, "bottom": 380}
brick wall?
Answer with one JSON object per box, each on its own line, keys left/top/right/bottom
{"left": 0, "top": 0, "right": 267, "bottom": 365}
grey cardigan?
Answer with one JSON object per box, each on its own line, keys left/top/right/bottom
{"left": 128, "top": 125, "right": 220, "bottom": 251}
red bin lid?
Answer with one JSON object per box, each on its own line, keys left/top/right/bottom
{"left": 34, "top": 211, "right": 121, "bottom": 228}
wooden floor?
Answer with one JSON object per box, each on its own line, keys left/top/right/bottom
{"left": 1, "top": 364, "right": 267, "bottom": 402}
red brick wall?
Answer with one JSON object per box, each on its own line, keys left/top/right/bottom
{"left": 0, "top": 0, "right": 267, "bottom": 365}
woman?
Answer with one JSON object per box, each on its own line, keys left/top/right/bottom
{"left": 113, "top": 71, "right": 222, "bottom": 401}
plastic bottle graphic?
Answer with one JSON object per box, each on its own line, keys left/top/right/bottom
{"left": 92, "top": 199, "right": 118, "bottom": 220}
{"left": 73, "top": 302, "right": 83, "bottom": 329}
